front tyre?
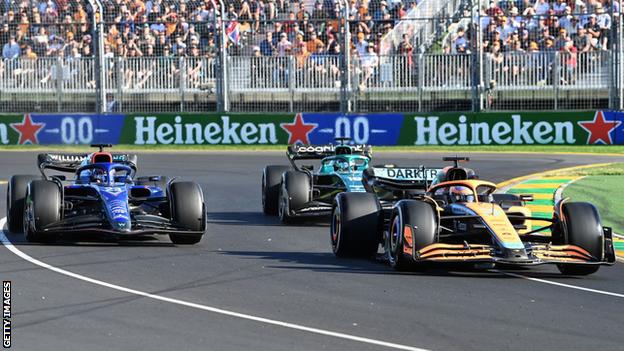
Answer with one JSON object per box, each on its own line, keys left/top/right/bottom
{"left": 262, "top": 166, "right": 290, "bottom": 215}
{"left": 556, "top": 202, "right": 603, "bottom": 276}
{"left": 24, "top": 180, "right": 61, "bottom": 243}
{"left": 169, "top": 182, "right": 206, "bottom": 245}
{"left": 331, "top": 192, "right": 381, "bottom": 257}
{"left": 7, "top": 175, "right": 41, "bottom": 233}
{"left": 278, "top": 171, "right": 310, "bottom": 224}
{"left": 387, "top": 201, "right": 437, "bottom": 271}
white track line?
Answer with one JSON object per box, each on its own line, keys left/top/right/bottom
{"left": 497, "top": 271, "right": 624, "bottom": 298}
{"left": 0, "top": 218, "right": 428, "bottom": 351}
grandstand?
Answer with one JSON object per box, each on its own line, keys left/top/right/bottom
{"left": 0, "top": 0, "right": 621, "bottom": 113}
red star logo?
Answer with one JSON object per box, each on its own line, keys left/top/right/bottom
{"left": 10, "top": 114, "right": 45, "bottom": 145}
{"left": 280, "top": 113, "right": 318, "bottom": 144}
{"left": 578, "top": 110, "right": 621, "bottom": 145}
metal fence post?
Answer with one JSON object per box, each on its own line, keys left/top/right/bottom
{"left": 553, "top": 52, "right": 559, "bottom": 110}
{"left": 88, "top": 0, "right": 106, "bottom": 114}
{"left": 180, "top": 57, "right": 186, "bottom": 112}
{"left": 115, "top": 57, "right": 123, "bottom": 112}
{"left": 340, "top": 0, "right": 352, "bottom": 114}
{"left": 418, "top": 53, "right": 424, "bottom": 112}
{"left": 56, "top": 56, "right": 62, "bottom": 112}
{"left": 288, "top": 56, "right": 295, "bottom": 113}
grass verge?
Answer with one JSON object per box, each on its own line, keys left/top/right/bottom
{"left": 0, "top": 144, "right": 623, "bottom": 154}
{"left": 549, "top": 163, "right": 624, "bottom": 176}
{"left": 563, "top": 175, "right": 624, "bottom": 234}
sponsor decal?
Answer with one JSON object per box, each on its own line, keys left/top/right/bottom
{"left": 412, "top": 114, "right": 577, "bottom": 145}
{"left": 134, "top": 115, "right": 279, "bottom": 145}
{"left": 280, "top": 113, "right": 318, "bottom": 145}
{"left": 108, "top": 199, "right": 129, "bottom": 220}
{"left": 293, "top": 144, "right": 366, "bottom": 154}
{"left": 10, "top": 114, "right": 44, "bottom": 145}
{"left": 373, "top": 167, "right": 440, "bottom": 181}
{"left": 578, "top": 110, "right": 622, "bottom": 145}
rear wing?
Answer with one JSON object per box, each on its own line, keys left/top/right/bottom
{"left": 37, "top": 153, "right": 138, "bottom": 174}
{"left": 364, "top": 166, "right": 442, "bottom": 190}
{"left": 286, "top": 144, "right": 372, "bottom": 161}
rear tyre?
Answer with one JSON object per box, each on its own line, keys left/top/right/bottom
{"left": 169, "top": 182, "right": 205, "bottom": 245}
{"left": 262, "top": 166, "right": 290, "bottom": 215}
{"left": 24, "top": 180, "right": 61, "bottom": 243}
{"left": 331, "top": 192, "right": 381, "bottom": 258}
{"left": 556, "top": 202, "right": 603, "bottom": 276}
{"left": 278, "top": 171, "right": 310, "bottom": 224}
{"left": 7, "top": 175, "right": 41, "bottom": 233}
{"left": 387, "top": 201, "right": 437, "bottom": 271}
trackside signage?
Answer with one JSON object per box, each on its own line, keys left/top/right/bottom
{"left": 0, "top": 111, "right": 623, "bottom": 145}
{"left": 411, "top": 115, "right": 576, "bottom": 145}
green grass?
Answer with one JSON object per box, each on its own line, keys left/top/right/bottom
{"left": 550, "top": 163, "right": 624, "bottom": 176}
{"left": 0, "top": 144, "right": 623, "bottom": 154}
{"left": 563, "top": 176, "right": 624, "bottom": 233}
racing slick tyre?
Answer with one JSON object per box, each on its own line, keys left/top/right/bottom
{"left": 387, "top": 200, "right": 437, "bottom": 271}
{"left": 262, "top": 166, "right": 291, "bottom": 215}
{"left": 7, "top": 175, "right": 41, "bottom": 233}
{"left": 278, "top": 171, "right": 310, "bottom": 224}
{"left": 331, "top": 192, "right": 381, "bottom": 258}
{"left": 169, "top": 182, "right": 206, "bottom": 245}
{"left": 556, "top": 202, "right": 603, "bottom": 276}
{"left": 24, "top": 180, "right": 61, "bottom": 243}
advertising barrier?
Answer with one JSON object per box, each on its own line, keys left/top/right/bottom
{"left": 0, "top": 111, "right": 623, "bottom": 146}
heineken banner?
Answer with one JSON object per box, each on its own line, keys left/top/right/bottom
{"left": 0, "top": 111, "right": 623, "bottom": 145}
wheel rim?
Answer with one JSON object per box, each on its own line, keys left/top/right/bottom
{"left": 331, "top": 205, "right": 341, "bottom": 249}
{"left": 278, "top": 189, "right": 288, "bottom": 220}
{"left": 388, "top": 216, "right": 401, "bottom": 264}
{"left": 261, "top": 174, "right": 266, "bottom": 208}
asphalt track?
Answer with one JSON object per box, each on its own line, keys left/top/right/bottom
{"left": 1, "top": 151, "right": 624, "bottom": 351}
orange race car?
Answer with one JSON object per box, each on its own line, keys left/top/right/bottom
{"left": 330, "top": 157, "right": 616, "bottom": 276}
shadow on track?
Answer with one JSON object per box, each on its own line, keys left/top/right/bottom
{"left": 207, "top": 211, "right": 329, "bottom": 227}
{"left": 219, "top": 250, "right": 547, "bottom": 278}
{"left": 2, "top": 228, "right": 175, "bottom": 247}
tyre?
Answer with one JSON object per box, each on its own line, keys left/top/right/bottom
{"left": 387, "top": 200, "right": 437, "bottom": 271}
{"left": 169, "top": 182, "right": 205, "bottom": 245}
{"left": 331, "top": 192, "right": 381, "bottom": 257}
{"left": 6, "top": 175, "right": 41, "bottom": 233}
{"left": 278, "top": 171, "right": 310, "bottom": 224}
{"left": 556, "top": 202, "right": 603, "bottom": 276}
{"left": 24, "top": 180, "right": 61, "bottom": 243}
{"left": 262, "top": 165, "right": 290, "bottom": 215}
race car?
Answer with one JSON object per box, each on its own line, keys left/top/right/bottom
{"left": 6, "top": 145, "right": 206, "bottom": 244}
{"left": 262, "top": 140, "right": 372, "bottom": 223}
{"left": 330, "top": 157, "right": 616, "bottom": 276}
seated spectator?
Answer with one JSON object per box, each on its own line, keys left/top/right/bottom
{"left": 574, "top": 26, "right": 592, "bottom": 52}
{"left": 585, "top": 14, "right": 602, "bottom": 49}
{"left": 355, "top": 32, "right": 368, "bottom": 57}
{"left": 596, "top": 4, "right": 611, "bottom": 49}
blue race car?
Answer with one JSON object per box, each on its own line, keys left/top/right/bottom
{"left": 262, "top": 141, "right": 372, "bottom": 223}
{"left": 6, "top": 145, "right": 206, "bottom": 244}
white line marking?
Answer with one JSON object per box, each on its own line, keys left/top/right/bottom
{"left": 0, "top": 218, "right": 428, "bottom": 351}
{"left": 497, "top": 270, "right": 624, "bottom": 298}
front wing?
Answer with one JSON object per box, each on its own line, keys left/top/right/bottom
{"left": 36, "top": 214, "right": 204, "bottom": 237}
{"left": 413, "top": 228, "right": 616, "bottom": 266}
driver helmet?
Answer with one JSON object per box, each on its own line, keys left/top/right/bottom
{"left": 450, "top": 186, "right": 475, "bottom": 203}
{"left": 335, "top": 159, "right": 350, "bottom": 172}
{"left": 91, "top": 168, "right": 107, "bottom": 183}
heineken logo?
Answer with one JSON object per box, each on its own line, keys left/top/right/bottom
{"left": 413, "top": 115, "right": 576, "bottom": 145}
{"left": 135, "top": 116, "right": 279, "bottom": 144}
